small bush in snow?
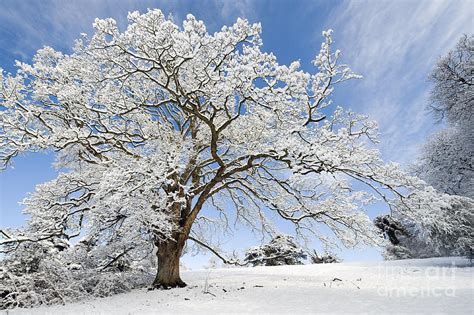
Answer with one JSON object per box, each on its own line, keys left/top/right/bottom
{"left": 309, "top": 250, "right": 341, "bottom": 264}
{"left": 244, "top": 235, "right": 307, "bottom": 266}
{"left": 0, "top": 240, "right": 154, "bottom": 310}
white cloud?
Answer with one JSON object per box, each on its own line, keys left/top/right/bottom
{"left": 213, "top": 0, "right": 256, "bottom": 20}
{"left": 325, "top": 0, "right": 472, "bottom": 165}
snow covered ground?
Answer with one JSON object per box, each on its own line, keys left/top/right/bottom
{"left": 4, "top": 257, "right": 473, "bottom": 314}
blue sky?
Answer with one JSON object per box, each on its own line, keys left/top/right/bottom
{"left": 0, "top": 0, "right": 472, "bottom": 267}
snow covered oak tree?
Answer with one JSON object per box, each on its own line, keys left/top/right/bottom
{"left": 0, "top": 10, "right": 454, "bottom": 289}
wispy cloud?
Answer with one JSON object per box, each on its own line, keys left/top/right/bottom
{"left": 212, "top": 0, "right": 256, "bottom": 20}
{"left": 0, "top": 0, "right": 257, "bottom": 64}
{"left": 325, "top": 0, "right": 473, "bottom": 165}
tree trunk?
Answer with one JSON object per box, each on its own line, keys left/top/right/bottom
{"left": 152, "top": 239, "right": 186, "bottom": 289}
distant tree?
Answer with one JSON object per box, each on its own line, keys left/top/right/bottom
{"left": 0, "top": 9, "right": 457, "bottom": 298}
{"left": 244, "top": 235, "right": 307, "bottom": 266}
{"left": 429, "top": 34, "right": 473, "bottom": 126}
{"left": 416, "top": 126, "right": 473, "bottom": 198}
{"left": 415, "top": 34, "right": 473, "bottom": 199}
{"left": 376, "top": 35, "right": 474, "bottom": 260}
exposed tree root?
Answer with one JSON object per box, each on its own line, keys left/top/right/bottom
{"left": 149, "top": 280, "right": 187, "bottom": 290}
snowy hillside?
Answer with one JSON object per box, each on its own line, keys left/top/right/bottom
{"left": 5, "top": 257, "right": 473, "bottom": 314}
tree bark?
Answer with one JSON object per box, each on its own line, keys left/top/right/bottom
{"left": 152, "top": 239, "right": 186, "bottom": 289}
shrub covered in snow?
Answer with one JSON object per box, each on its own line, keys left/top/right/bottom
{"left": 0, "top": 240, "right": 154, "bottom": 309}
{"left": 375, "top": 194, "right": 474, "bottom": 260}
{"left": 244, "top": 235, "right": 307, "bottom": 266}
{"left": 309, "top": 250, "right": 341, "bottom": 264}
